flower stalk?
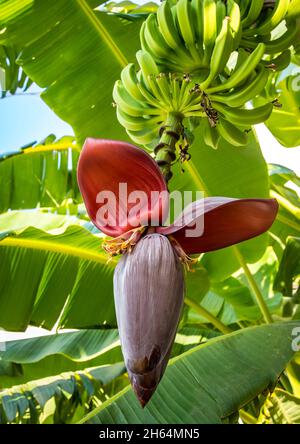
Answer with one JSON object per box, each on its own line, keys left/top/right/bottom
{"left": 154, "top": 112, "right": 184, "bottom": 183}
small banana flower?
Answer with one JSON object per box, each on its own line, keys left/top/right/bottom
{"left": 77, "top": 138, "right": 278, "bottom": 407}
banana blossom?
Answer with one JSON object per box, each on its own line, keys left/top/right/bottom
{"left": 77, "top": 138, "right": 278, "bottom": 407}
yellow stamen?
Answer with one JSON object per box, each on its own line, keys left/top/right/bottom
{"left": 103, "top": 226, "right": 147, "bottom": 257}
{"left": 168, "top": 235, "right": 197, "bottom": 272}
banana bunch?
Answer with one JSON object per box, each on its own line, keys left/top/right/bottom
{"left": 114, "top": 46, "right": 274, "bottom": 150}
{"left": 237, "top": 0, "right": 298, "bottom": 55}
{"left": 113, "top": 50, "right": 208, "bottom": 147}
{"left": 140, "top": 0, "right": 241, "bottom": 76}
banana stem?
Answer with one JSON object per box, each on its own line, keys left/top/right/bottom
{"left": 185, "top": 297, "right": 232, "bottom": 335}
{"left": 155, "top": 112, "right": 183, "bottom": 183}
{"left": 233, "top": 246, "right": 273, "bottom": 324}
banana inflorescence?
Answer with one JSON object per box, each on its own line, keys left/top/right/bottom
{"left": 113, "top": 0, "right": 298, "bottom": 176}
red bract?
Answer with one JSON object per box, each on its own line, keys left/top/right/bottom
{"left": 77, "top": 138, "right": 278, "bottom": 407}
{"left": 77, "top": 138, "right": 168, "bottom": 237}
{"left": 157, "top": 197, "right": 278, "bottom": 254}
{"left": 78, "top": 139, "right": 278, "bottom": 248}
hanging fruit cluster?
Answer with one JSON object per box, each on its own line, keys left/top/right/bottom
{"left": 113, "top": 0, "right": 299, "bottom": 172}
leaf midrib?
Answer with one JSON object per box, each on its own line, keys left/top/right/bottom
{"left": 24, "top": 143, "right": 80, "bottom": 155}
{"left": 75, "top": 0, "right": 128, "bottom": 68}
{"left": 0, "top": 235, "right": 115, "bottom": 266}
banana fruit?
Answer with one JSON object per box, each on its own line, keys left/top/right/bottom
{"left": 206, "top": 43, "right": 266, "bottom": 94}
{"left": 213, "top": 102, "right": 274, "bottom": 126}
{"left": 209, "top": 64, "right": 270, "bottom": 108}
{"left": 238, "top": 0, "right": 297, "bottom": 56}
{"left": 243, "top": 0, "right": 290, "bottom": 37}
{"left": 200, "top": 17, "right": 233, "bottom": 90}
{"left": 140, "top": 0, "right": 230, "bottom": 74}
{"left": 217, "top": 118, "right": 248, "bottom": 146}
{"left": 113, "top": 0, "right": 292, "bottom": 153}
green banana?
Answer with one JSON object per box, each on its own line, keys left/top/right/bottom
{"left": 214, "top": 102, "right": 274, "bottom": 125}
{"left": 244, "top": 0, "right": 290, "bottom": 36}
{"left": 210, "top": 65, "right": 270, "bottom": 108}
{"left": 136, "top": 50, "right": 159, "bottom": 90}
{"left": 140, "top": 21, "right": 159, "bottom": 60}
{"left": 113, "top": 81, "right": 149, "bottom": 117}
{"left": 217, "top": 117, "right": 248, "bottom": 146}
{"left": 117, "top": 108, "right": 162, "bottom": 132}
{"left": 127, "top": 127, "right": 160, "bottom": 146}
{"left": 191, "top": 0, "right": 204, "bottom": 42}
{"left": 143, "top": 14, "right": 172, "bottom": 60}
{"left": 203, "top": 0, "right": 217, "bottom": 63}
{"left": 155, "top": 73, "right": 173, "bottom": 106}
{"left": 241, "top": 0, "right": 264, "bottom": 27}
{"left": 237, "top": 0, "right": 251, "bottom": 18}
{"left": 200, "top": 17, "right": 233, "bottom": 90}
{"left": 175, "top": 0, "right": 202, "bottom": 63}
{"left": 137, "top": 79, "right": 163, "bottom": 109}
{"left": 241, "top": 19, "right": 297, "bottom": 54}
{"left": 262, "top": 49, "right": 291, "bottom": 71}
{"left": 233, "top": 48, "right": 250, "bottom": 71}
{"left": 287, "top": 0, "right": 300, "bottom": 18}
{"left": 176, "top": 0, "right": 195, "bottom": 46}
{"left": 207, "top": 43, "right": 266, "bottom": 93}
{"left": 202, "top": 118, "right": 220, "bottom": 149}
{"left": 227, "top": 0, "right": 242, "bottom": 48}
{"left": 147, "top": 75, "right": 171, "bottom": 108}
{"left": 120, "top": 63, "right": 145, "bottom": 102}
{"left": 157, "top": 1, "right": 182, "bottom": 50}
{"left": 216, "top": 0, "right": 226, "bottom": 33}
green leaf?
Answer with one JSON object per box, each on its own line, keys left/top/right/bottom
{"left": 261, "top": 75, "right": 300, "bottom": 148}
{"left": 0, "top": 136, "right": 81, "bottom": 213}
{"left": 0, "top": 222, "right": 117, "bottom": 331}
{"left": 0, "top": 44, "right": 32, "bottom": 97}
{"left": 0, "top": 362, "right": 125, "bottom": 423}
{"left": 268, "top": 164, "right": 300, "bottom": 246}
{"left": 0, "top": 329, "right": 119, "bottom": 364}
{"left": 0, "top": 0, "right": 142, "bottom": 144}
{"left": 104, "top": 1, "right": 158, "bottom": 15}
{"left": 80, "top": 322, "right": 298, "bottom": 424}
{"left": 261, "top": 389, "right": 300, "bottom": 424}
{"left": 187, "top": 278, "right": 281, "bottom": 327}
{"left": 171, "top": 326, "right": 221, "bottom": 357}
{"left": 274, "top": 237, "right": 300, "bottom": 298}
{"left": 170, "top": 131, "right": 270, "bottom": 282}
{"left": 0, "top": 330, "right": 123, "bottom": 389}
{"left": 0, "top": 326, "right": 219, "bottom": 393}
{"left": 0, "top": 210, "right": 87, "bottom": 233}
{"left": 185, "top": 264, "right": 210, "bottom": 304}
{"left": 269, "top": 164, "right": 300, "bottom": 189}
{"left": 0, "top": 361, "right": 22, "bottom": 378}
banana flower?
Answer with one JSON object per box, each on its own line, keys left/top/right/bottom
{"left": 77, "top": 138, "right": 278, "bottom": 407}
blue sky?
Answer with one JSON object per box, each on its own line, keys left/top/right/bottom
{"left": 0, "top": 84, "right": 73, "bottom": 153}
